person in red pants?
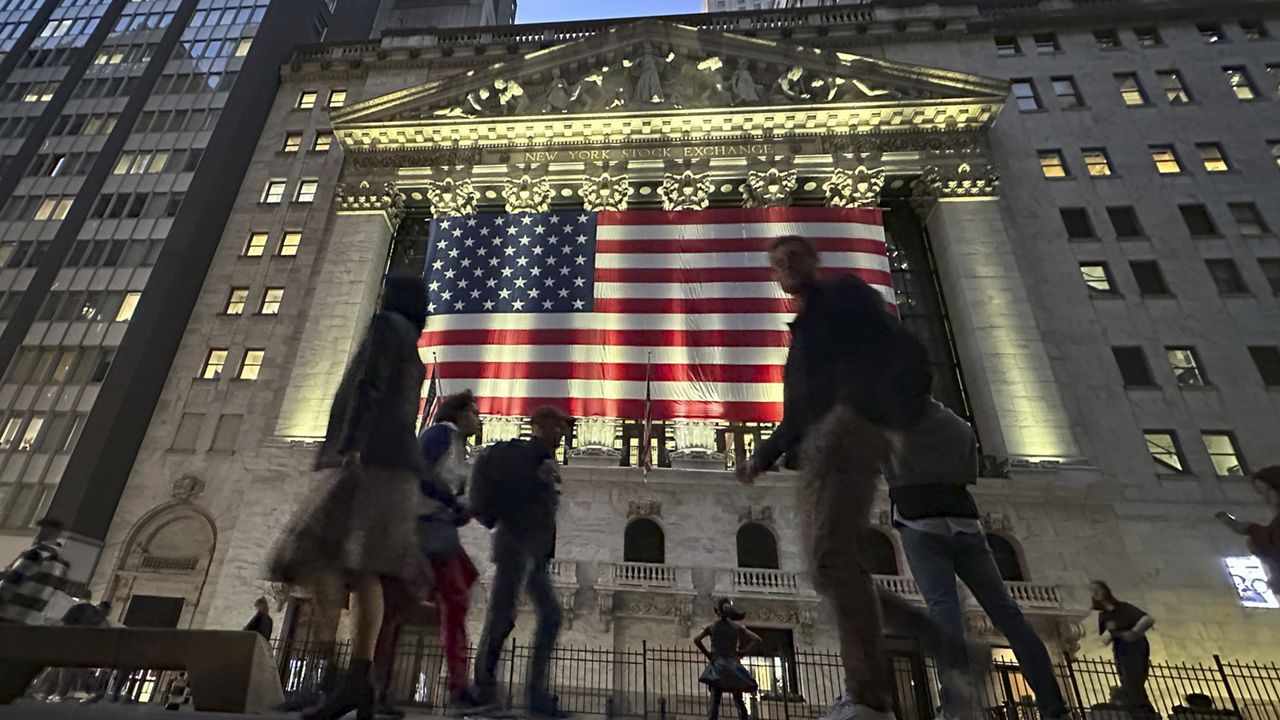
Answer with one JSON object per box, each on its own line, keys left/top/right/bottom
{"left": 374, "top": 391, "right": 486, "bottom": 718}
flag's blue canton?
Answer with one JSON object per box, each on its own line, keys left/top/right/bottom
{"left": 424, "top": 212, "right": 598, "bottom": 315}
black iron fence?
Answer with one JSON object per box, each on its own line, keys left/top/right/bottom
{"left": 268, "top": 639, "right": 1280, "bottom": 720}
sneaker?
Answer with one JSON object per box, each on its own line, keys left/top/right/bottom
{"left": 447, "top": 689, "right": 499, "bottom": 716}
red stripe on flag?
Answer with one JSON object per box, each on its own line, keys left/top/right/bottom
{"left": 434, "top": 361, "right": 783, "bottom": 384}
{"left": 476, "top": 396, "right": 784, "bottom": 422}
{"left": 419, "top": 328, "right": 793, "bottom": 349}
{"left": 596, "top": 236, "right": 887, "bottom": 255}
{"left": 594, "top": 297, "right": 797, "bottom": 314}
{"left": 598, "top": 206, "right": 883, "bottom": 226}
{"left": 594, "top": 266, "right": 893, "bottom": 286}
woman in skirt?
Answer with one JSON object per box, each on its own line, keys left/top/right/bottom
{"left": 269, "top": 274, "right": 432, "bottom": 720}
{"left": 695, "top": 599, "right": 762, "bottom": 720}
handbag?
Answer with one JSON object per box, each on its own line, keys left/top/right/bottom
{"left": 417, "top": 509, "right": 463, "bottom": 560}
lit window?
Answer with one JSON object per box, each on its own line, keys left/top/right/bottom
{"left": 1224, "top": 67, "right": 1257, "bottom": 101}
{"left": 1051, "top": 76, "right": 1084, "bottom": 108}
{"left": 1158, "top": 70, "right": 1192, "bottom": 104}
{"left": 328, "top": 89, "right": 347, "bottom": 108}
{"left": 282, "top": 132, "right": 302, "bottom": 153}
{"left": 1061, "top": 207, "right": 1094, "bottom": 239}
{"left": 1079, "top": 263, "right": 1115, "bottom": 294}
{"left": 1270, "top": 141, "right": 1280, "bottom": 169}
{"left": 1038, "top": 150, "right": 1069, "bottom": 178}
{"left": 243, "top": 232, "right": 268, "bottom": 257}
{"left": 279, "top": 231, "right": 302, "bottom": 257}
{"left": 260, "top": 287, "right": 284, "bottom": 315}
{"left": 1093, "top": 29, "right": 1121, "bottom": 48}
{"left": 1011, "top": 80, "right": 1041, "bottom": 111}
{"left": 224, "top": 287, "right": 248, "bottom": 315}
{"left": 297, "top": 90, "right": 317, "bottom": 109}
{"left": 19, "top": 414, "right": 45, "bottom": 451}
{"left": 1033, "top": 33, "right": 1059, "bottom": 53}
{"left": 1149, "top": 145, "right": 1183, "bottom": 174}
{"left": 53, "top": 198, "right": 72, "bottom": 220}
{"left": 1166, "top": 347, "right": 1207, "bottom": 387}
{"left": 262, "top": 180, "right": 287, "bottom": 203}
{"left": 1180, "top": 204, "right": 1218, "bottom": 236}
{"left": 238, "top": 349, "right": 264, "bottom": 380}
{"left": 1134, "top": 26, "right": 1163, "bottom": 47}
{"left": 148, "top": 151, "right": 168, "bottom": 173}
{"left": 1199, "top": 23, "right": 1226, "bottom": 44}
{"left": 1202, "top": 432, "right": 1246, "bottom": 476}
{"left": 1261, "top": 258, "right": 1280, "bottom": 295}
{"left": 994, "top": 36, "right": 1020, "bottom": 56}
{"left": 201, "top": 348, "right": 228, "bottom": 380}
{"left": 1240, "top": 20, "right": 1270, "bottom": 40}
{"left": 1116, "top": 73, "right": 1148, "bottom": 106}
{"left": 234, "top": 38, "right": 252, "bottom": 56}
{"left": 1197, "top": 143, "right": 1230, "bottom": 172}
{"left": 115, "top": 291, "right": 140, "bottom": 322}
{"left": 1144, "top": 430, "right": 1186, "bottom": 473}
{"left": 0, "top": 417, "right": 21, "bottom": 449}
{"left": 312, "top": 131, "right": 334, "bottom": 152}
{"left": 295, "top": 179, "right": 318, "bottom": 203}
{"left": 1250, "top": 346, "right": 1280, "bottom": 386}
{"left": 1205, "top": 258, "right": 1248, "bottom": 295}
{"left": 1229, "top": 202, "right": 1270, "bottom": 236}
{"left": 34, "top": 198, "right": 58, "bottom": 221}
{"left": 1083, "top": 148, "right": 1114, "bottom": 177}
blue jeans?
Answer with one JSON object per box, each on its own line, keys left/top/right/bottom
{"left": 474, "top": 544, "right": 562, "bottom": 707}
{"left": 898, "top": 526, "right": 1068, "bottom": 718}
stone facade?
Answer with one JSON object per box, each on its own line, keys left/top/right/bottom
{"left": 90, "top": 0, "right": 1280, "bottom": 684}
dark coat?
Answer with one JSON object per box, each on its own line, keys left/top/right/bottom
{"left": 750, "top": 275, "right": 930, "bottom": 473}
{"left": 316, "top": 276, "right": 428, "bottom": 471}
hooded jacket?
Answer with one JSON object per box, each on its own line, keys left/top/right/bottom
{"left": 316, "top": 275, "right": 428, "bottom": 471}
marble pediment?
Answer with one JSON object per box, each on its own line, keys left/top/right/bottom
{"left": 332, "top": 19, "right": 1008, "bottom": 125}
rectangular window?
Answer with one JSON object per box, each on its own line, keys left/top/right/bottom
{"left": 1224, "top": 67, "right": 1258, "bottom": 100}
{"left": 1150, "top": 145, "right": 1183, "bottom": 174}
{"left": 297, "top": 90, "right": 317, "bottom": 109}
{"left": 1010, "top": 79, "right": 1041, "bottom": 111}
{"left": 1134, "top": 26, "right": 1163, "bottom": 47}
{"left": 243, "top": 232, "right": 268, "bottom": 257}
{"left": 295, "top": 180, "right": 318, "bottom": 203}
{"left": 1240, "top": 20, "right": 1269, "bottom": 40}
{"left": 312, "top": 131, "right": 334, "bottom": 152}
{"left": 1206, "top": 258, "right": 1249, "bottom": 295}
{"left": 1094, "top": 29, "right": 1121, "bottom": 49}
{"left": 238, "top": 349, "right": 264, "bottom": 380}
{"left": 1131, "top": 261, "right": 1171, "bottom": 296}
{"left": 1033, "top": 33, "right": 1059, "bottom": 53}
{"left": 1159, "top": 70, "right": 1192, "bottom": 103}
{"left": 1144, "top": 430, "right": 1186, "bottom": 473}
{"left": 115, "top": 291, "right": 140, "bottom": 322}
{"left": 1039, "top": 150, "right": 1069, "bottom": 178}
{"left": 1260, "top": 258, "right": 1280, "bottom": 295}
{"left": 1113, "top": 346, "right": 1155, "bottom": 387}
{"left": 224, "top": 287, "right": 248, "bottom": 315}
{"left": 1270, "top": 141, "right": 1280, "bottom": 169}
{"left": 1180, "top": 204, "right": 1218, "bottom": 236}
{"left": 279, "top": 231, "right": 302, "bottom": 257}
{"left": 1051, "top": 76, "right": 1084, "bottom": 108}
{"left": 19, "top": 414, "right": 45, "bottom": 451}
{"left": 234, "top": 38, "right": 252, "bottom": 56}
{"left": 282, "top": 132, "right": 302, "bottom": 153}
{"left": 1083, "top": 148, "right": 1115, "bottom": 177}
{"left": 1199, "top": 23, "right": 1226, "bottom": 44}
{"left": 1107, "top": 206, "right": 1144, "bottom": 238}
{"left": 1080, "top": 263, "right": 1116, "bottom": 294}
{"left": 328, "top": 89, "right": 347, "bottom": 108}
{"left": 1202, "top": 432, "right": 1246, "bottom": 476}
{"left": 1197, "top": 143, "right": 1230, "bottom": 172}
{"left": 1116, "top": 73, "right": 1148, "bottom": 106}
{"left": 201, "top": 348, "right": 228, "bottom": 380}
{"left": 262, "top": 180, "right": 287, "bottom": 204}
{"left": 1166, "top": 347, "right": 1207, "bottom": 387}
{"left": 171, "top": 412, "right": 202, "bottom": 451}
{"left": 34, "top": 197, "right": 58, "bottom": 221}
{"left": 1228, "top": 202, "right": 1270, "bottom": 236}
{"left": 1248, "top": 346, "right": 1280, "bottom": 386}
{"left": 994, "top": 36, "right": 1020, "bottom": 56}
{"left": 260, "top": 288, "right": 284, "bottom": 315}
{"left": 1060, "top": 207, "right": 1095, "bottom": 239}
{"left": 211, "top": 413, "right": 243, "bottom": 451}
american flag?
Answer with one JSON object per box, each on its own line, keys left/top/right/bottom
{"left": 419, "top": 206, "right": 891, "bottom": 423}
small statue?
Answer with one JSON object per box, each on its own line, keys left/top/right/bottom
{"left": 632, "top": 43, "right": 665, "bottom": 104}
{"left": 544, "top": 68, "right": 571, "bottom": 113}
{"left": 694, "top": 599, "right": 761, "bottom": 720}
{"left": 730, "top": 60, "right": 760, "bottom": 105}
{"left": 774, "top": 65, "right": 810, "bottom": 103}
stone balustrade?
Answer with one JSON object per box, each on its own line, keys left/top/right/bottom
{"left": 597, "top": 561, "right": 696, "bottom": 592}
{"left": 713, "top": 568, "right": 817, "bottom": 597}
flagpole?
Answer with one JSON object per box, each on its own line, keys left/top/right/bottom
{"left": 642, "top": 351, "right": 652, "bottom": 482}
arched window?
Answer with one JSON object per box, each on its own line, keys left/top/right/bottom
{"left": 857, "top": 527, "right": 898, "bottom": 576}
{"left": 986, "top": 534, "right": 1025, "bottom": 582}
{"left": 623, "top": 518, "right": 665, "bottom": 564}
{"left": 736, "top": 522, "right": 779, "bottom": 569}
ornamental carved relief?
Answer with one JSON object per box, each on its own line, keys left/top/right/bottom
{"left": 913, "top": 162, "right": 1001, "bottom": 201}
{"left": 627, "top": 500, "right": 663, "bottom": 520}
{"left": 170, "top": 474, "right": 205, "bottom": 502}
{"left": 335, "top": 180, "right": 406, "bottom": 229}
{"left": 659, "top": 170, "right": 715, "bottom": 211}
{"left": 1058, "top": 621, "right": 1086, "bottom": 658}
{"left": 742, "top": 167, "right": 797, "bottom": 208}
{"left": 580, "top": 172, "right": 634, "bottom": 211}
{"left": 502, "top": 174, "right": 554, "bottom": 214}
{"left": 609, "top": 593, "right": 695, "bottom": 634}
{"left": 824, "top": 165, "right": 885, "bottom": 208}
{"left": 745, "top": 604, "right": 817, "bottom": 644}
{"left": 423, "top": 177, "right": 478, "bottom": 218}
{"left": 739, "top": 506, "right": 774, "bottom": 525}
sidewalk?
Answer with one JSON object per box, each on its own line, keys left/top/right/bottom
{"left": 0, "top": 703, "right": 452, "bottom": 719}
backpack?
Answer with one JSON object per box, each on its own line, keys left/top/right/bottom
{"left": 468, "top": 439, "right": 542, "bottom": 529}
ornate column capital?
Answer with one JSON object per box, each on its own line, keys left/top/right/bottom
{"left": 334, "top": 180, "right": 406, "bottom": 231}
{"left": 912, "top": 162, "right": 1001, "bottom": 204}
{"left": 659, "top": 169, "right": 715, "bottom": 211}
{"left": 824, "top": 165, "right": 885, "bottom": 208}
{"left": 503, "top": 173, "right": 553, "bottom": 214}
{"left": 580, "top": 168, "right": 634, "bottom": 211}
{"left": 424, "top": 176, "right": 478, "bottom": 218}
{"left": 743, "top": 166, "right": 798, "bottom": 208}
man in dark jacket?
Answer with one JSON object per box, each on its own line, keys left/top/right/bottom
{"left": 738, "top": 235, "right": 933, "bottom": 720}
{"left": 472, "top": 405, "right": 572, "bottom": 718}
{"left": 243, "top": 597, "right": 273, "bottom": 641}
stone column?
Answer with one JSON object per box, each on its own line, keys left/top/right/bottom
{"left": 913, "top": 164, "right": 1080, "bottom": 463}
{"left": 274, "top": 180, "right": 405, "bottom": 439}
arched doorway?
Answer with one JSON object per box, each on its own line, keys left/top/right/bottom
{"left": 108, "top": 504, "right": 216, "bottom": 629}
{"left": 623, "top": 517, "right": 665, "bottom": 564}
{"left": 986, "top": 534, "right": 1026, "bottom": 582}
{"left": 736, "top": 522, "right": 779, "bottom": 569}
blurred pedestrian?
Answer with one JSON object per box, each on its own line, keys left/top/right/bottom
{"left": 1216, "top": 466, "right": 1280, "bottom": 595}
{"left": 694, "top": 599, "right": 761, "bottom": 720}
{"left": 0, "top": 519, "right": 70, "bottom": 626}
{"left": 244, "top": 596, "right": 273, "bottom": 641}
{"left": 1091, "top": 581, "right": 1156, "bottom": 716}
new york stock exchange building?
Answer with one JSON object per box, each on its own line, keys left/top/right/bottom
{"left": 89, "top": 0, "right": 1280, "bottom": 715}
